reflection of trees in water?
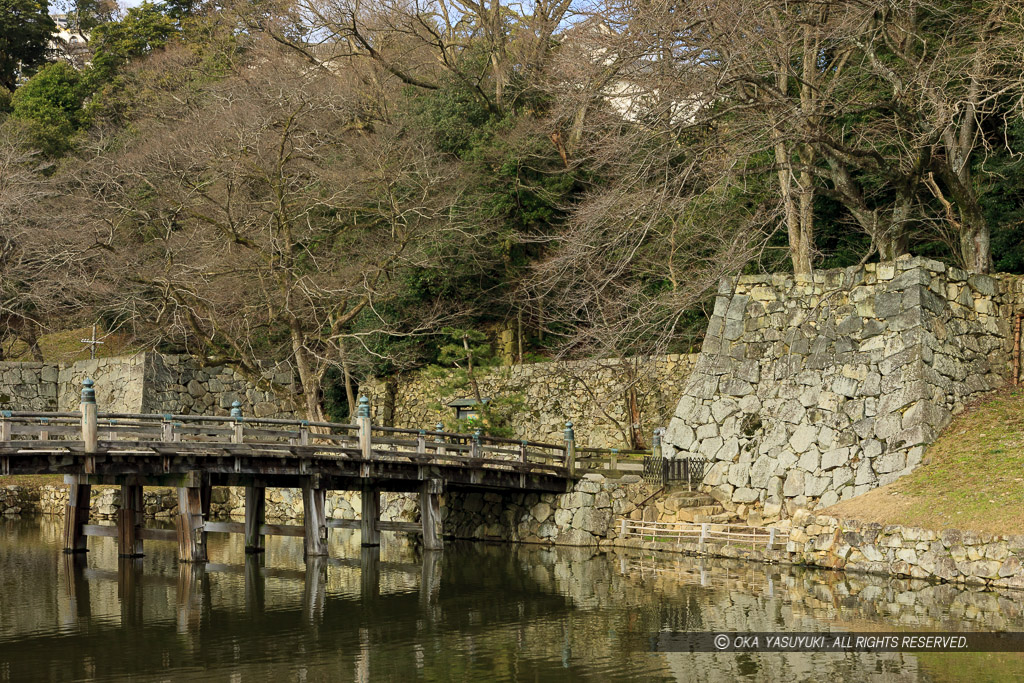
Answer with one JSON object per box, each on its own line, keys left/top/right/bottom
{"left": 1, "top": 517, "right": 1023, "bottom": 681}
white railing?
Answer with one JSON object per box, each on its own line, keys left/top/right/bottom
{"left": 618, "top": 518, "right": 788, "bottom": 552}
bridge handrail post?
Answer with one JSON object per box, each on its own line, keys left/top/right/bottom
{"left": 81, "top": 379, "right": 97, "bottom": 453}
{"left": 471, "top": 429, "right": 482, "bottom": 459}
{"left": 357, "top": 396, "right": 372, "bottom": 458}
{"left": 610, "top": 448, "right": 618, "bottom": 474}
{"left": 161, "top": 414, "right": 174, "bottom": 442}
{"left": 230, "top": 401, "right": 244, "bottom": 443}
{"left": 0, "top": 410, "right": 10, "bottom": 442}
{"left": 434, "top": 422, "right": 446, "bottom": 456}
{"left": 564, "top": 421, "right": 575, "bottom": 478}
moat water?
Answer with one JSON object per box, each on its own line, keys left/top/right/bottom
{"left": 1, "top": 516, "right": 1023, "bottom": 682}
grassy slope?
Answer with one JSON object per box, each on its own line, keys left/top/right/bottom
{"left": 5, "top": 326, "right": 140, "bottom": 363}
{"left": 823, "top": 387, "right": 1024, "bottom": 535}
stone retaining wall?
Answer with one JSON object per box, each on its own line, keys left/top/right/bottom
{"left": 665, "top": 256, "right": 1023, "bottom": 512}
{"left": 0, "top": 351, "right": 300, "bottom": 418}
{"left": 361, "top": 354, "right": 698, "bottom": 449}
{"left": 442, "top": 474, "right": 657, "bottom": 546}
{"left": 0, "top": 363, "right": 57, "bottom": 411}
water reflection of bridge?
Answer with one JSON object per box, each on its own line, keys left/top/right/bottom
{"left": 0, "top": 537, "right": 575, "bottom": 683}
{"left": 61, "top": 546, "right": 443, "bottom": 631}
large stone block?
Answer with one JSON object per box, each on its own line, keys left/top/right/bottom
{"left": 783, "top": 470, "right": 805, "bottom": 498}
{"left": 727, "top": 462, "right": 750, "bottom": 488}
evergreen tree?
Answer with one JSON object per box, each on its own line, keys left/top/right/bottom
{"left": 0, "top": 0, "right": 56, "bottom": 92}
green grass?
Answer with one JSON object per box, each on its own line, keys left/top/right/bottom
{"left": 917, "top": 652, "right": 1024, "bottom": 683}
{"left": 895, "top": 388, "right": 1024, "bottom": 533}
{"left": 828, "top": 387, "right": 1024, "bottom": 535}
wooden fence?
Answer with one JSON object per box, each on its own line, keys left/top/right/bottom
{"left": 618, "top": 518, "right": 788, "bottom": 553}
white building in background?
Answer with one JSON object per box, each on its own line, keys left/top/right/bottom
{"left": 49, "top": 14, "right": 92, "bottom": 69}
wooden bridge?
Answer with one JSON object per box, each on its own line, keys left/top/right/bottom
{"left": 0, "top": 379, "right": 644, "bottom": 563}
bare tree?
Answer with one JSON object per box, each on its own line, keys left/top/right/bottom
{"left": 0, "top": 125, "right": 98, "bottom": 360}
{"left": 252, "top": 0, "right": 578, "bottom": 113}
{"left": 549, "top": 0, "right": 1024, "bottom": 286}
{"left": 70, "top": 43, "right": 459, "bottom": 419}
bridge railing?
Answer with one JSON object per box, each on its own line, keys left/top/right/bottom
{"left": 370, "top": 425, "right": 569, "bottom": 475}
{"left": 0, "top": 382, "right": 677, "bottom": 481}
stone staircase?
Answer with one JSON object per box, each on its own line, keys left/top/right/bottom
{"left": 649, "top": 488, "right": 732, "bottom": 524}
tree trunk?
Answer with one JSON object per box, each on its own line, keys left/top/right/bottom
{"left": 462, "top": 335, "right": 483, "bottom": 406}
{"left": 290, "top": 317, "right": 324, "bottom": 422}
{"left": 771, "top": 103, "right": 814, "bottom": 276}
{"left": 627, "top": 385, "right": 645, "bottom": 450}
{"left": 383, "top": 378, "right": 397, "bottom": 428}
{"left": 339, "top": 340, "right": 357, "bottom": 419}
{"left": 960, "top": 220, "right": 992, "bottom": 274}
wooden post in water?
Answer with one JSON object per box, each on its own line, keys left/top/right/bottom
{"left": 244, "top": 485, "right": 266, "bottom": 553}
{"left": 357, "top": 396, "right": 372, "bottom": 459}
{"left": 117, "top": 484, "right": 144, "bottom": 557}
{"left": 63, "top": 475, "right": 91, "bottom": 553}
{"left": 302, "top": 477, "right": 329, "bottom": 558}
{"left": 199, "top": 483, "right": 212, "bottom": 521}
{"left": 419, "top": 479, "right": 444, "bottom": 551}
{"left": 176, "top": 473, "right": 207, "bottom": 563}
{"left": 360, "top": 488, "right": 381, "bottom": 546}
{"left": 303, "top": 556, "right": 327, "bottom": 624}
{"left": 360, "top": 545, "right": 380, "bottom": 599}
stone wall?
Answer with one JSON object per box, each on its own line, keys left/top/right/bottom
{"left": 140, "top": 354, "right": 301, "bottom": 417}
{"left": 361, "top": 354, "right": 698, "bottom": 449}
{"left": 780, "top": 510, "right": 1024, "bottom": 589}
{"left": 0, "top": 351, "right": 300, "bottom": 418}
{"left": 56, "top": 354, "right": 148, "bottom": 412}
{"left": 665, "top": 256, "right": 1022, "bottom": 512}
{"left": 442, "top": 474, "right": 656, "bottom": 546}
{"left": 0, "top": 363, "right": 56, "bottom": 411}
